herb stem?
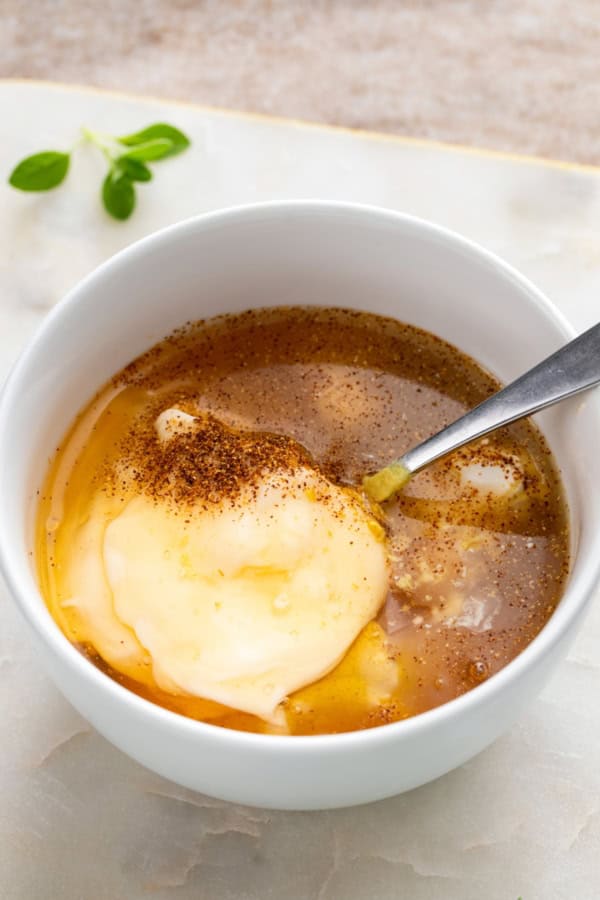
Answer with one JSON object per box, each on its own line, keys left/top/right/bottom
{"left": 81, "top": 126, "right": 117, "bottom": 163}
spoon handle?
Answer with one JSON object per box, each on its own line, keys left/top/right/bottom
{"left": 402, "top": 321, "right": 600, "bottom": 475}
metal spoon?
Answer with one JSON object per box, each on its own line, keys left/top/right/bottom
{"left": 363, "top": 321, "right": 600, "bottom": 502}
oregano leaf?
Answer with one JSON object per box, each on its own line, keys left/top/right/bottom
{"left": 118, "top": 138, "right": 175, "bottom": 163}
{"left": 102, "top": 170, "right": 135, "bottom": 220}
{"left": 116, "top": 157, "right": 153, "bottom": 182}
{"left": 9, "top": 151, "right": 70, "bottom": 191}
{"left": 118, "top": 123, "right": 190, "bottom": 158}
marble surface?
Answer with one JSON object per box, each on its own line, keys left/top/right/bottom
{"left": 1, "top": 81, "right": 600, "bottom": 899}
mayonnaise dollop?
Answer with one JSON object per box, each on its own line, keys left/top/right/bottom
{"left": 62, "top": 409, "right": 388, "bottom": 721}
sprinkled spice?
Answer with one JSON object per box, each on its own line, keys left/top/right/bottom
{"left": 113, "top": 412, "right": 317, "bottom": 509}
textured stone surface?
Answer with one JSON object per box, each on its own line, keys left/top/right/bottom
{"left": 1, "top": 82, "right": 600, "bottom": 899}
{"left": 2, "top": 0, "right": 600, "bottom": 164}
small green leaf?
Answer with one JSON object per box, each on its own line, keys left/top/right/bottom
{"left": 115, "top": 157, "right": 153, "bottom": 182}
{"left": 102, "top": 170, "right": 135, "bottom": 220}
{"left": 8, "top": 151, "right": 70, "bottom": 191}
{"left": 118, "top": 123, "right": 190, "bottom": 158}
{"left": 118, "top": 138, "right": 175, "bottom": 162}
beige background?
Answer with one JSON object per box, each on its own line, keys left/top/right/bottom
{"left": 2, "top": 0, "right": 600, "bottom": 164}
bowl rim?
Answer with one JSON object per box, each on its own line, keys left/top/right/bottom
{"left": 1, "top": 198, "right": 598, "bottom": 752}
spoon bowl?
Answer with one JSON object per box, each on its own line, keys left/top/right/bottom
{"left": 364, "top": 321, "right": 600, "bottom": 501}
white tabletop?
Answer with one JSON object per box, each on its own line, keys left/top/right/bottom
{"left": 1, "top": 81, "right": 599, "bottom": 900}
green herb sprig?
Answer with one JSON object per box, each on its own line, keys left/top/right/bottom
{"left": 8, "top": 122, "right": 191, "bottom": 221}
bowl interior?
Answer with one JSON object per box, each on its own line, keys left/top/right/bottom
{"left": 2, "top": 203, "right": 599, "bottom": 684}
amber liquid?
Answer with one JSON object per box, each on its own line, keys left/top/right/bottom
{"left": 37, "top": 307, "right": 569, "bottom": 735}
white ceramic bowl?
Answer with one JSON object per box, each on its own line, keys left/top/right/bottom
{"left": 1, "top": 202, "right": 599, "bottom": 810}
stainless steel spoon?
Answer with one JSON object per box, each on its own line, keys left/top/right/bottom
{"left": 363, "top": 321, "right": 600, "bottom": 502}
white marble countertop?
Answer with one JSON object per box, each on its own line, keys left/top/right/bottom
{"left": 1, "top": 81, "right": 599, "bottom": 899}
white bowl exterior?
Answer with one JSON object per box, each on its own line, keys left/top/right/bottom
{"left": 1, "top": 202, "right": 599, "bottom": 809}
{"left": 31, "top": 606, "right": 584, "bottom": 809}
